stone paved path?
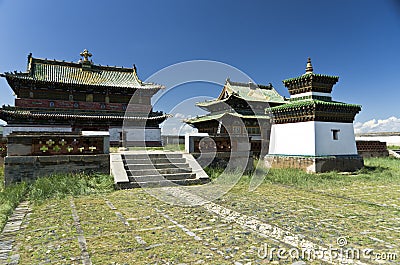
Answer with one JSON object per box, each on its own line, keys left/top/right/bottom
{"left": 70, "top": 199, "right": 92, "bottom": 265}
{"left": 0, "top": 201, "right": 31, "bottom": 264}
{"left": 1, "top": 181, "right": 399, "bottom": 264}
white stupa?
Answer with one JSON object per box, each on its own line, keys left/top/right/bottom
{"left": 266, "top": 58, "right": 364, "bottom": 173}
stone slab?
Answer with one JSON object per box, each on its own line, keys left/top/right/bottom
{"left": 4, "top": 155, "right": 110, "bottom": 186}
{"left": 265, "top": 155, "right": 364, "bottom": 173}
{"left": 110, "top": 153, "right": 129, "bottom": 184}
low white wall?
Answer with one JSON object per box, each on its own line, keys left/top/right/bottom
{"left": 185, "top": 133, "right": 209, "bottom": 153}
{"left": 109, "top": 127, "right": 122, "bottom": 142}
{"left": 3, "top": 125, "right": 72, "bottom": 137}
{"left": 356, "top": 136, "right": 400, "bottom": 146}
{"left": 125, "top": 128, "right": 161, "bottom": 142}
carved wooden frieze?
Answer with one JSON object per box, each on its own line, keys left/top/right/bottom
{"left": 31, "top": 136, "right": 104, "bottom": 155}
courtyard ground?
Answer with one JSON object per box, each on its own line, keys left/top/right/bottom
{"left": 1, "top": 157, "right": 399, "bottom": 264}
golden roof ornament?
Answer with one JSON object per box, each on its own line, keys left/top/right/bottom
{"left": 305, "top": 57, "right": 313, "bottom": 74}
{"left": 80, "top": 49, "right": 92, "bottom": 62}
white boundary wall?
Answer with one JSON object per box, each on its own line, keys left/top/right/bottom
{"left": 356, "top": 136, "right": 400, "bottom": 146}
{"left": 3, "top": 125, "right": 72, "bottom": 137}
{"left": 125, "top": 128, "right": 161, "bottom": 142}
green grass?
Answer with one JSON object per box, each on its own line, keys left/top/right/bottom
{"left": 203, "top": 166, "right": 224, "bottom": 180}
{"left": 206, "top": 157, "right": 400, "bottom": 189}
{"left": 0, "top": 165, "right": 115, "bottom": 231}
{"left": 109, "top": 146, "right": 120, "bottom": 153}
{"left": 0, "top": 165, "right": 29, "bottom": 230}
{"left": 5, "top": 157, "right": 400, "bottom": 264}
{"left": 29, "top": 173, "right": 115, "bottom": 204}
{"left": 388, "top": 145, "right": 400, "bottom": 150}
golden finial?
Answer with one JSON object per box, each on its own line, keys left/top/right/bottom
{"left": 306, "top": 57, "right": 313, "bottom": 74}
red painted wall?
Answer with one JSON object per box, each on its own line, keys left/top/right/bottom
{"left": 15, "top": 98, "right": 152, "bottom": 112}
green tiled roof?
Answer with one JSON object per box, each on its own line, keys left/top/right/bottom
{"left": 225, "top": 80, "right": 285, "bottom": 103}
{"left": 195, "top": 80, "right": 285, "bottom": 108}
{"left": 196, "top": 98, "right": 229, "bottom": 107}
{"left": 283, "top": 73, "right": 339, "bottom": 84}
{"left": 185, "top": 112, "right": 271, "bottom": 124}
{"left": 270, "top": 99, "right": 361, "bottom": 112}
{"left": 2, "top": 56, "right": 162, "bottom": 89}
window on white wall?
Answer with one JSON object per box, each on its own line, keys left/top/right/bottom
{"left": 332, "top": 129, "right": 340, "bottom": 140}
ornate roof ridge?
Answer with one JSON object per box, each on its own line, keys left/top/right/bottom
{"left": 196, "top": 98, "right": 229, "bottom": 106}
{"left": 227, "top": 79, "right": 274, "bottom": 89}
{"left": 2, "top": 52, "right": 164, "bottom": 89}
{"left": 29, "top": 56, "right": 136, "bottom": 73}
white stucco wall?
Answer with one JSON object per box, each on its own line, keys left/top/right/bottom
{"left": 268, "top": 122, "right": 316, "bottom": 156}
{"left": 268, "top": 121, "right": 358, "bottom": 156}
{"left": 314, "top": 121, "right": 358, "bottom": 156}
{"left": 3, "top": 125, "right": 72, "bottom": 137}
{"left": 291, "top": 91, "right": 332, "bottom": 98}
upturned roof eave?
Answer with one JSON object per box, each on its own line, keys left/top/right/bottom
{"left": 185, "top": 112, "right": 271, "bottom": 124}
{"left": 269, "top": 99, "right": 362, "bottom": 112}
{"left": 0, "top": 107, "right": 172, "bottom": 121}
{"left": 2, "top": 73, "right": 163, "bottom": 90}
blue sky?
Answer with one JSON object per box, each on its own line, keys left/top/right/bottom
{"left": 0, "top": 0, "right": 399, "bottom": 132}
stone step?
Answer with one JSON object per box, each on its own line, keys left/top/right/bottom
{"left": 124, "top": 163, "right": 190, "bottom": 170}
{"left": 124, "top": 157, "right": 187, "bottom": 164}
{"left": 120, "top": 178, "right": 210, "bottom": 189}
{"left": 127, "top": 167, "right": 193, "bottom": 176}
{"left": 123, "top": 153, "right": 183, "bottom": 159}
{"left": 128, "top": 173, "right": 197, "bottom": 182}
{"left": 114, "top": 152, "right": 210, "bottom": 189}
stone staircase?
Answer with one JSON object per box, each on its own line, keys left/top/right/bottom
{"left": 389, "top": 149, "right": 400, "bottom": 159}
{"left": 111, "top": 151, "right": 210, "bottom": 188}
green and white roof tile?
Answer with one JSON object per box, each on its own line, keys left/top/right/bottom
{"left": 2, "top": 53, "right": 162, "bottom": 90}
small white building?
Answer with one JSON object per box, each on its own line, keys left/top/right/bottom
{"left": 266, "top": 58, "right": 364, "bottom": 172}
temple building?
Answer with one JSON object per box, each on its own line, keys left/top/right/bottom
{"left": 266, "top": 58, "right": 364, "bottom": 172}
{"left": 0, "top": 50, "right": 169, "bottom": 146}
{"left": 185, "top": 79, "right": 285, "bottom": 157}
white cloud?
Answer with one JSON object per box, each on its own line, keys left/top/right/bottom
{"left": 174, "top": 112, "right": 191, "bottom": 120}
{"left": 354, "top": 116, "right": 400, "bottom": 133}
{"left": 161, "top": 114, "right": 198, "bottom": 136}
